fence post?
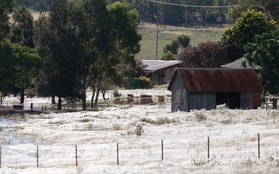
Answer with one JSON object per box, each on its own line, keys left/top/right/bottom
{"left": 161, "top": 140, "right": 164, "bottom": 161}
{"left": 75, "top": 145, "right": 78, "bottom": 166}
{"left": 36, "top": 145, "right": 39, "bottom": 167}
{"left": 258, "top": 134, "right": 261, "bottom": 158}
{"left": 208, "top": 137, "right": 210, "bottom": 158}
{"left": 117, "top": 143, "right": 119, "bottom": 165}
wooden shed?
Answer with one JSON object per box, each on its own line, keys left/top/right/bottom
{"left": 142, "top": 60, "right": 182, "bottom": 84}
{"left": 168, "top": 68, "right": 263, "bottom": 112}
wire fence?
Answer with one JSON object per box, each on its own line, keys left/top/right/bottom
{"left": 0, "top": 95, "right": 172, "bottom": 113}
{"left": 1, "top": 133, "right": 279, "bottom": 168}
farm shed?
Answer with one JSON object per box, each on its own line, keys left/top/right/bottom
{"left": 142, "top": 60, "right": 182, "bottom": 84}
{"left": 168, "top": 68, "right": 262, "bottom": 112}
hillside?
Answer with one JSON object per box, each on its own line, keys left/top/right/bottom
{"left": 137, "top": 23, "right": 226, "bottom": 60}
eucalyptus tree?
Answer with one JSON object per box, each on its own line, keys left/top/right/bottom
{"left": 34, "top": 0, "right": 81, "bottom": 110}
{"left": 245, "top": 30, "right": 279, "bottom": 94}
{"left": 0, "top": 40, "right": 16, "bottom": 103}
{"left": 69, "top": 1, "right": 141, "bottom": 109}
{"left": 0, "top": 0, "right": 15, "bottom": 39}
{"left": 12, "top": 44, "right": 41, "bottom": 103}
{"left": 9, "top": 6, "right": 34, "bottom": 48}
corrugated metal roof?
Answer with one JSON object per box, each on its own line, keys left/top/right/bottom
{"left": 168, "top": 68, "right": 262, "bottom": 92}
{"left": 221, "top": 57, "right": 259, "bottom": 69}
{"left": 142, "top": 60, "right": 181, "bottom": 72}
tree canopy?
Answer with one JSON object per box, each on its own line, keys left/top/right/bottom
{"left": 222, "top": 10, "right": 277, "bottom": 52}
{"left": 178, "top": 41, "right": 237, "bottom": 68}
{"left": 244, "top": 29, "right": 279, "bottom": 94}
{"left": 0, "top": 0, "right": 15, "bottom": 39}
{"left": 161, "top": 34, "right": 190, "bottom": 60}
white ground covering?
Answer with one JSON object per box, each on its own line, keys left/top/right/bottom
{"left": 0, "top": 89, "right": 279, "bottom": 173}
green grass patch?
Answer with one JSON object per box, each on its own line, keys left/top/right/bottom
{"left": 136, "top": 24, "right": 225, "bottom": 60}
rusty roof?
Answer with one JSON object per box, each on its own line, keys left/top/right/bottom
{"left": 168, "top": 68, "right": 262, "bottom": 92}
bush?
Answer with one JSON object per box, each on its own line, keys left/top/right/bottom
{"left": 139, "top": 76, "right": 152, "bottom": 89}
{"left": 113, "top": 89, "right": 122, "bottom": 98}
{"left": 178, "top": 41, "right": 238, "bottom": 68}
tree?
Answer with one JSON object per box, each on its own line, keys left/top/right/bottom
{"left": 161, "top": 34, "right": 190, "bottom": 60}
{"left": 69, "top": 0, "right": 113, "bottom": 110}
{"left": 222, "top": 10, "right": 277, "bottom": 52}
{"left": 12, "top": 44, "right": 41, "bottom": 103}
{"left": 89, "top": 2, "right": 141, "bottom": 108}
{"left": 0, "top": 40, "right": 16, "bottom": 103}
{"left": 228, "top": 0, "right": 264, "bottom": 22}
{"left": 0, "top": 40, "right": 40, "bottom": 104}
{"left": 33, "top": 0, "right": 80, "bottom": 110}
{"left": 0, "top": 0, "right": 15, "bottom": 39}
{"left": 33, "top": 14, "right": 55, "bottom": 103}
{"left": 178, "top": 41, "right": 237, "bottom": 67}
{"left": 9, "top": 6, "right": 34, "bottom": 48}
{"left": 244, "top": 29, "right": 279, "bottom": 94}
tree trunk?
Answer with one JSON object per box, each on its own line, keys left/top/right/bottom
{"left": 51, "top": 94, "right": 56, "bottom": 104}
{"left": 94, "top": 87, "right": 100, "bottom": 109}
{"left": 91, "top": 84, "right": 96, "bottom": 109}
{"left": 102, "top": 89, "right": 106, "bottom": 100}
{"left": 82, "top": 92, "right": 86, "bottom": 110}
{"left": 20, "top": 89, "right": 25, "bottom": 104}
{"left": 0, "top": 95, "right": 3, "bottom": 105}
{"left": 58, "top": 96, "right": 62, "bottom": 110}
{"left": 82, "top": 75, "right": 87, "bottom": 110}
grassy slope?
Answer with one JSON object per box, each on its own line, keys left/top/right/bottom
{"left": 137, "top": 23, "right": 226, "bottom": 60}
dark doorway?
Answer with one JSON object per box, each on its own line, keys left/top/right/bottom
{"left": 216, "top": 92, "right": 227, "bottom": 105}
{"left": 216, "top": 92, "right": 240, "bottom": 109}
{"left": 228, "top": 93, "right": 240, "bottom": 109}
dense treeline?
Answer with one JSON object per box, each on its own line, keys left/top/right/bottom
{"left": 16, "top": 0, "right": 234, "bottom": 25}
{"left": 1, "top": 0, "right": 141, "bottom": 110}
{"left": 15, "top": 0, "right": 279, "bottom": 26}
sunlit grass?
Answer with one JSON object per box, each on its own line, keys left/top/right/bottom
{"left": 137, "top": 23, "right": 225, "bottom": 60}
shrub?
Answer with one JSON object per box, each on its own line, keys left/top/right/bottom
{"left": 139, "top": 76, "right": 152, "bottom": 89}
{"left": 113, "top": 90, "right": 122, "bottom": 97}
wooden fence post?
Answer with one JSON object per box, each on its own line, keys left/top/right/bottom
{"left": 117, "top": 143, "right": 119, "bottom": 165}
{"left": 258, "top": 134, "right": 261, "bottom": 158}
{"left": 36, "top": 146, "right": 39, "bottom": 167}
{"left": 161, "top": 140, "right": 164, "bottom": 161}
{"left": 208, "top": 137, "right": 210, "bottom": 158}
{"left": 75, "top": 145, "right": 78, "bottom": 166}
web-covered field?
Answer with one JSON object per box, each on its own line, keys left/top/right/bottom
{"left": 0, "top": 90, "right": 279, "bottom": 174}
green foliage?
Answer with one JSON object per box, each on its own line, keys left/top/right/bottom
{"left": 228, "top": 0, "right": 264, "bottom": 22}
{"left": 15, "top": 0, "right": 52, "bottom": 11}
{"left": 161, "top": 34, "right": 190, "bottom": 60}
{"left": 163, "top": 40, "right": 179, "bottom": 55}
{"left": 34, "top": 0, "right": 81, "bottom": 109}
{"left": 0, "top": 39, "right": 41, "bottom": 101}
{"left": 13, "top": 44, "right": 41, "bottom": 90}
{"left": 113, "top": 89, "right": 122, "bottom": 98}
{"left": 12, "top": 44, "right": 41, "bottom": 103}
{"left": 0, "top": 40, "right": 16, "bottom": 96}
{"left": 222, "top": 10, "right": 277, "bottom": 51}
{"left": 139, "top": 76, "right": 152, "bottom": 89}
{"left": 9, "top": 7, "right": 34, "bottom": 47}
{"left": 0, "top": 0, "right": 15, "bottom": 39}
{"left": 177, "top": 35, "right": 191, "bottom": 48}
{"left": 266, "top": 1, "right": 279, "bottom": 23}
{"left": 161, "top": 51, "right": 176, "bottom": 60}
{"left": 179, "top": 41, "right": 237, "bottom": 67}
{"left": 244, "top": 29, "right": 279, "bottom": 94}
